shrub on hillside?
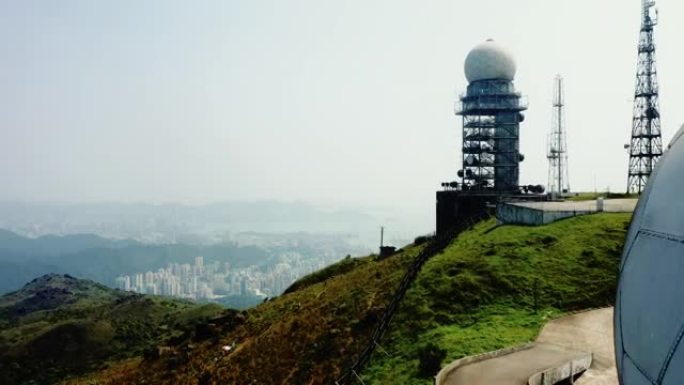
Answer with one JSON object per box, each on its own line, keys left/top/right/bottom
{"left": 414, "top": 235, "right": 434, "bottom": 246}
{"left": 417, "top": 342, "right": 446, "bottom": 377}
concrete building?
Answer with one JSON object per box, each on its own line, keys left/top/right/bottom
{"left": 115, "top": 275, "right": 131, "bottom": 291}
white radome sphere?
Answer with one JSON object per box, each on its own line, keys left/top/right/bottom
{"left": 464, "top": 39, "right": 517, "bottom": 83}
{"left": 615, "top": 123, "right": 684, "bottom": 385}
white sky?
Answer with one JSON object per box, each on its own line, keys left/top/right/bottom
{"left": 1, "top": 0, "right": 683, "bottom": 230}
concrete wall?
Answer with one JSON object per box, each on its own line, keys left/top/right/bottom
{"left": 497, "top": 202, "right": 544, "bottom": 225}
{"left": 528, "top": 355, "right": 592, "bottom": 385}
{"left": 435, "top": 344, "right": 591, "bottom": 385}
{"left": 436, "top": 191, "right": 493, "bottom": 234}
{"left": 496, "top": 203, "right": 593, "bottom": 226}
{"left": 434, "top": 343, "right": 534, "bottom": 385}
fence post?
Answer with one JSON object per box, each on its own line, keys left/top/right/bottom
{"left": 533, "top": 278, "right": 539, "bottom": 312}
{"left": 351, "top": 370, "right": 366, "bottom": 385}
{"left": 570, "top": 360, "right": 574, "bottom": 384}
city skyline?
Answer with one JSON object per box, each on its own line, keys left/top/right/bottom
{"left": 115, "top": 253, "right": 329, "bottom": 302}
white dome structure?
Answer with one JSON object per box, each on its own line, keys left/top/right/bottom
{"left": 615, "top": 123, "right": 684, "bottom": 384}
{"left": 464, "top": 39, "right": 517, "bottom": 83}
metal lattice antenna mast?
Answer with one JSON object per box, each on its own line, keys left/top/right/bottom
{"left": 627, "top": 0, "right": 663, "bottom": 194}
{"left": 547, "top": 75, "right": 569, "bottom": 196}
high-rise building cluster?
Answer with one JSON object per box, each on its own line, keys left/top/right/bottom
{"left": 114, "top": 253, "right": 327, "bottom": 301}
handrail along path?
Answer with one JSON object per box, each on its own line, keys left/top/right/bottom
{"left": 334, "top": 214, "right": 491, "bottom": 384}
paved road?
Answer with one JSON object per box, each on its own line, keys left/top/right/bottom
{"left": 443, "top": 343, "right": 586, "bottom": 385}
{"left": 547, "top": 308, "right": 617, "bottom": 385}
{"left": 442, "top": 308, "right": 618, "bottom": 385}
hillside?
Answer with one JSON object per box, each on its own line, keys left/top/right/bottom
{"left": 363, "top": 213, "right": 628, "bottom": 384}
{"left": 0, "top": 230, "right": 136, "bottom": 258}
{"left": 0, "top": 228, "right": 272, "bottom": 295}
{"left": 0, "top": 274, "right": 227, "bottom": 385}
{"left": 57, "top": 213, "right": 630, "bottom": 385}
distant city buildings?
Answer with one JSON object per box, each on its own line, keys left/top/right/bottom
{"left": 115, "top": 252, "right": 327, "bottom": 301}
{"left": 115, "top": 275, "right": 131, "bottom": 291}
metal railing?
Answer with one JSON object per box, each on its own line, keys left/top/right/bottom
{"left": 334, "top": 213, "right": 492, "bottom": 385}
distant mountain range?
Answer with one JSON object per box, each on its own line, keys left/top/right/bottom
{"left": 0, "top": 201, "right": 388, "bottom": 245}
{"left": 0, "top": 229, "right": 271, "bottom": 294}
{"left": 0, "top": 228, "right": 137, "bottom": 256}
{"left": 0, "top": 201, "right": 407, "bottom": 296}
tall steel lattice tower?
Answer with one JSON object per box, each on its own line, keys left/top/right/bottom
{"left": 627, "top": 0, "right": 663, "bottom": 194}
{"left": 547, "top": 75, "right": 569, "bottom": 196}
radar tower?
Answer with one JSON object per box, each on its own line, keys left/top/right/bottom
{"left": 456, "top": 40, "right": 527, "bottom": 195}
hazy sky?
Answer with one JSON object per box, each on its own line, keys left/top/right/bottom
{"left": 1, "top": 1, "right": 683, "bottom": 215}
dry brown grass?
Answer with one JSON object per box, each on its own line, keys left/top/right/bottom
{"left": 65, "top": 245, "right": 421, "bottom": 385}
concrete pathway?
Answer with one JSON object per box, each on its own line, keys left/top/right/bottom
{"left": 543, "top": 308, "right": 617, "bottom": 385}
{"left": 440, "top": 308, "right": 618, "bottom": 385}
{"left": 443, "top": 343, "right": 586, "bottom": 385}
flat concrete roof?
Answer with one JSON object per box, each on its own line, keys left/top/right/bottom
{"left": 507, "top": 199, "right": 637, "bottom": 213}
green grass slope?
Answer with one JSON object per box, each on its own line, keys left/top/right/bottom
{"left": 0, "top": 274, "right": 226, "bottom": 385}
{"left": 60, "top": 213, "right": 630, "bottom": 385}
{"left": 363, "top": 213, "right": 630, "bottom": 384}
{"left": 283, "top": 254, "right": 374, "bottom": 294}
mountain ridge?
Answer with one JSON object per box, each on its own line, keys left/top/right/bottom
{"left": 0, "top": 228, "right": 272, "bottom": 295}
{"left": 0, "top": 229, "right": 138, "bottom": 258}
{"left": 57, "top": 213, "right": 630, "bottom": 385}
{"left": 0, "top": 274, "right": 227, "bottom": 385}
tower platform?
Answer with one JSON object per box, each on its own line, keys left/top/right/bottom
{"left": 496, "top": 199, "right": 637, "bottom": 226}
{"left": 436, "top": 190, "right": 546, "bottom": 234}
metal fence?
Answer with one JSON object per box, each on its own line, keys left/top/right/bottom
{"left": 334, "top": 213, "right": 492, "bottom": 384}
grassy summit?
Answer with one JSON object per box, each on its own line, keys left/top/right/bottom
{"left": 60, "top": 213, "right": 629, "bottom": 385}
{"left": 364, "top": 213, "right": 629, "bottom": 384}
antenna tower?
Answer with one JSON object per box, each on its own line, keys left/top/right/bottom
{"left": 627, "top": 0, "right": 663, "bottom": 194}
{"left": 547, "top": 75, "right": 569, "bottom": 196}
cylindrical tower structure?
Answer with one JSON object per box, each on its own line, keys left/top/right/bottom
{"left": 456, "top": 39, "right": 527, "bottom": 194}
